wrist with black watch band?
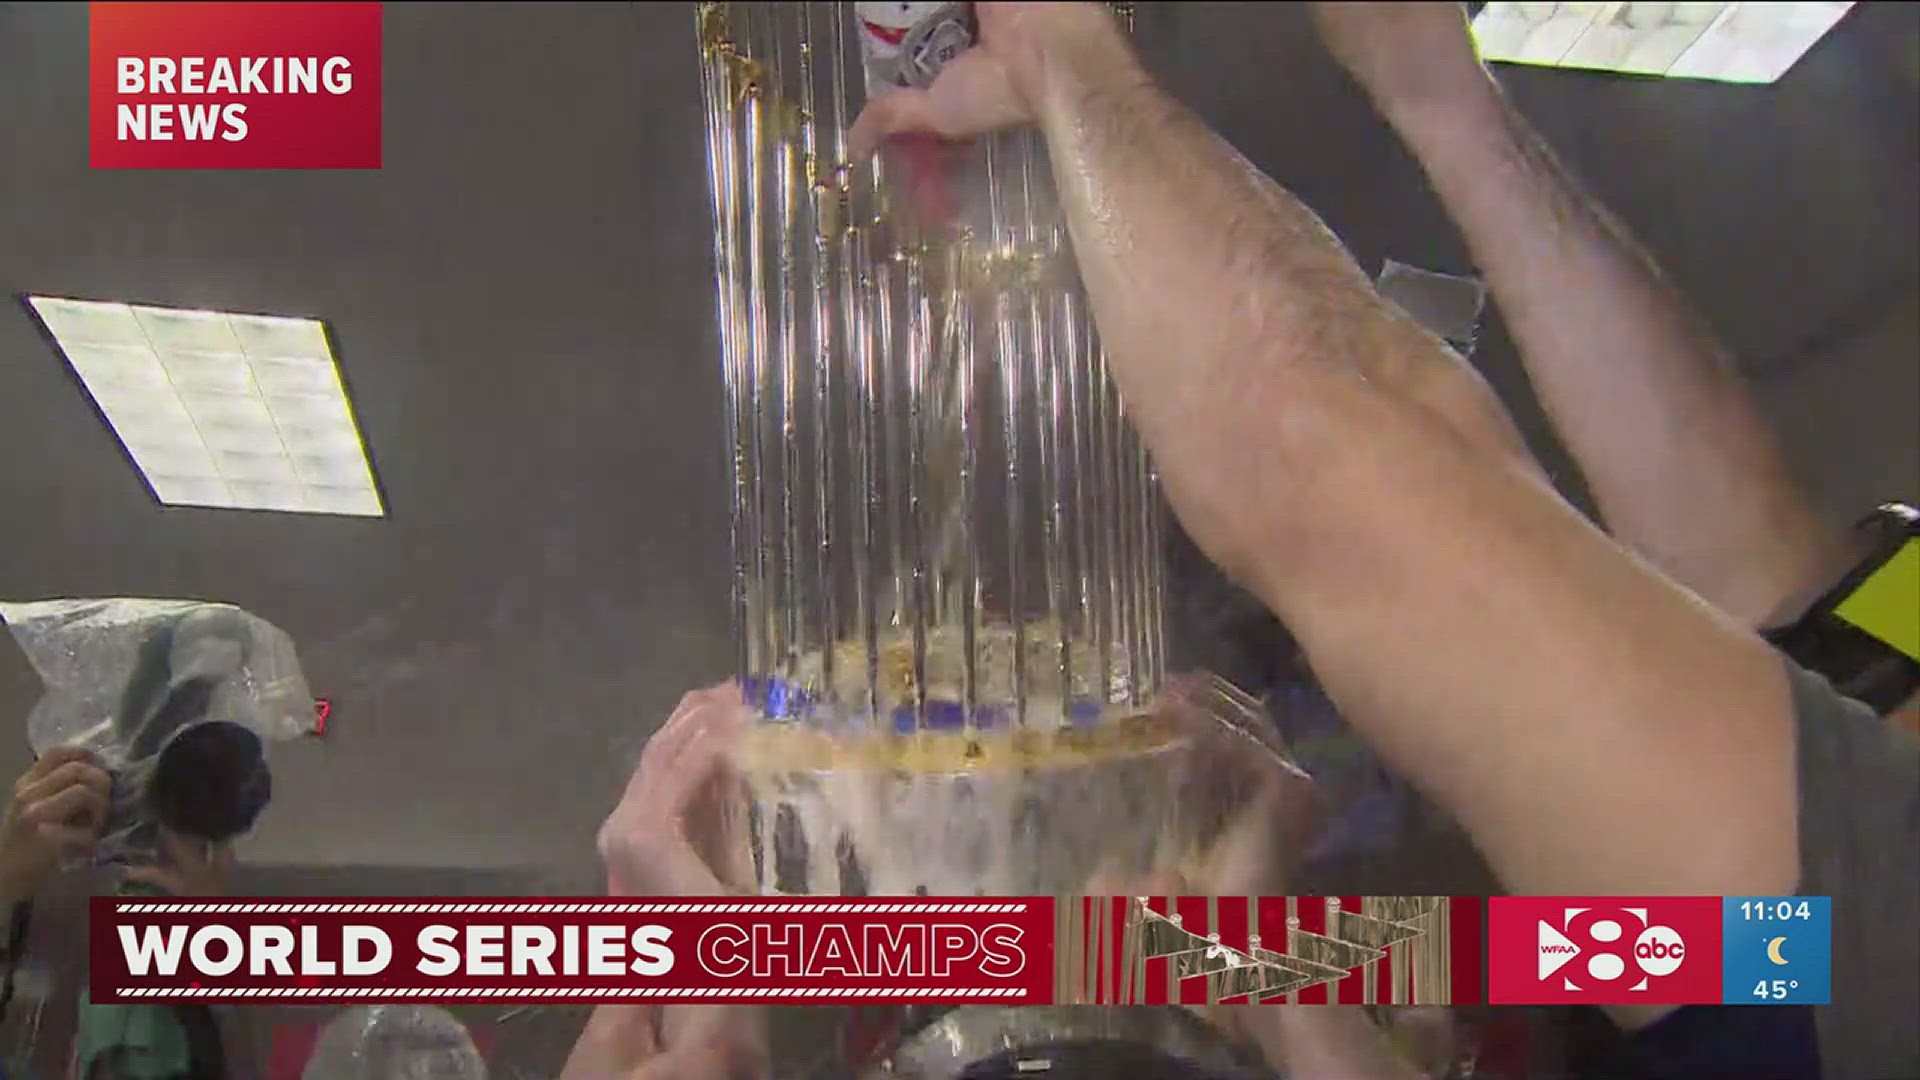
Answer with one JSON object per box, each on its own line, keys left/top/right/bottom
{"left": 1767, "top": 502, "right": 1920, "bottom": 717}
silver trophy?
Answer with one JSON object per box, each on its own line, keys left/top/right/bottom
{"left": 696, "top": 5, "right": 1449, "bottom": 1075}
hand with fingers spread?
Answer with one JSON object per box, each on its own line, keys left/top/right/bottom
{"left": 846, "top": 1, "right": 1128, "bottom": 158}
{"left": 1084, "top": 686, "right": 1320, "bottom": 903}
{"left": 596, "top": 684, "right": 755, "bottom": 898}
{"left": 123, "top": 828, "right": 236, "bottom": 897}
{"left": 564, "top": 685, "right": 768, "bottom": 1080}
{"left": 0, "top": 746, "right": 112, "bottom": 906}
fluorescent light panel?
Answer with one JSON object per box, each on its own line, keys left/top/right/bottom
{"left": 30, "top": 296, "right": 383, "bottom": 517}
{"left": 1472, "top": 2, "right": 1854, "bottom": 84}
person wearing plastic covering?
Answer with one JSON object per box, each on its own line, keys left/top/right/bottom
{"left": 1305, "top": 5, "right": 1917, "bottom": 1076}
{"left": 0, "top": 752, "right": 111, "bottom": 1080}
{"left": 0, "top": 747, "right": 112, "bottom": 1018}
{"left": 567, "top": 687, "right": 1440, "bottom": 1080}
{"left": 0, "top": 750, "right": 238, "bottom": 1079}
{"left": 0, "top": 749, "right": 111, "bottom": 900}
{"left": 841, "top": 5, "right": 1919, "bottom": 1080}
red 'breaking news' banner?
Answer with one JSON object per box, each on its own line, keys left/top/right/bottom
{"left": 89, "top": 2, "right": 383, "bottom": 169}
{"left": 90, "top": 896, "right": 1484, "bottom": 1006}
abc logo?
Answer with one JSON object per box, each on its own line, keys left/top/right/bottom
{"left": 1633, "top": 925, "right": 1687, "bottom": 976}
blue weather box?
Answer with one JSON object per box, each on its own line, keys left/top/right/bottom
{"left": 1722, "top": 896, "right": 1831, "bottom": 1005}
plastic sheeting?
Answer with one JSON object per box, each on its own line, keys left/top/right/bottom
{"left": 302, "top": 1006, "right": 487, "bottom": 1080}
{"left": 0, "top": 598, "right": 315, "bottom": 864}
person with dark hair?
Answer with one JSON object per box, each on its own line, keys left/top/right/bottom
{"left": 0, "top": 743, "right": 242, "bottom": 1080}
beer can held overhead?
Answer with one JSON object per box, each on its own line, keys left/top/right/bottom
{"left": 856, "top": 2, "right": 976, "bottom": 92}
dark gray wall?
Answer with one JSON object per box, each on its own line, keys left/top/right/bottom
{"left": 2, "top": 2, "right": 737, "bottom": 869}
{"left": 2, "top": 2, "right": 1915, "bottom": 877}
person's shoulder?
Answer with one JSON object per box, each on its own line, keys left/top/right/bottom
{"left": 1781, "top": 658, "right": 1920, "bottom": 1080}
{"left": 1784, "top": 657, "right": 1917, "bottom": 895}
{"left": 1784, "top": 659, "right": 1919, "bottom": 809}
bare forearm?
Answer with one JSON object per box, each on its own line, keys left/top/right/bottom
{"left": 1029, "top": 32, "right": 1797, "bottom": 900}
{"left": 1383, "top": 75, "right": 1845, "bottom": 627}
{"left": 1033, "top": 35, "right": 1529, "bottom": 493}
{"left": 1035, "top": 37, "right": 1408, "bottom": 580}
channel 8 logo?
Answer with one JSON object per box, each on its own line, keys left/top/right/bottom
{"left": 1539, "top": 906, "right": 1689, "bottom": 991}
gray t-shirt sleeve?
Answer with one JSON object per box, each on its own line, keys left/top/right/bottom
{"left": 1787, "top": 659, "right": 1920, "bottom": 1080}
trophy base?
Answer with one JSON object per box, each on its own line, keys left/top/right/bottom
{"left": 738, "top": 675, "right": 1310, "bottom": 897}
{"left": 743, "top": 720, "right": 1189, "bottom": 896}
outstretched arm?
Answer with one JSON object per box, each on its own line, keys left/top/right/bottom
{"left": 852, "top": 2, "right": 1798, "bottom": 917}
{"left": 1312, "top": 3, "right": 1851, "bottom": 630}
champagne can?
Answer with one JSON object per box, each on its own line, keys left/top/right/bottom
{"left": 855, "top": 2, "right": 975, "bottom": 92}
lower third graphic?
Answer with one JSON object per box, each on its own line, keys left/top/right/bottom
{"left": 1489, "top": 897, "right": 1723, "bottom": 1005}
{"left": 1722, "top": 896, "right": 1831, "bottom": 1005}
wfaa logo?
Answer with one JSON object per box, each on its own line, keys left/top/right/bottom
{"left": 1489, "top": 897, "right": 1723, "bottom": 1005}
{"left": 89, "top": 2, "right": 381, "bottom": 169}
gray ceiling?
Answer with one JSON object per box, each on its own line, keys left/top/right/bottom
{"left": 2, "top": 2, "right": 1916, "bottom": 873}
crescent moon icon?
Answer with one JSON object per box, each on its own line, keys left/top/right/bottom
{"left": 1767, "top": 937, "right": 1789, "bottom": 965}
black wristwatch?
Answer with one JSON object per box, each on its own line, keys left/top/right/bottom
{"left": 1767, "top": 503, "right": 1920, "bottom": 715}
